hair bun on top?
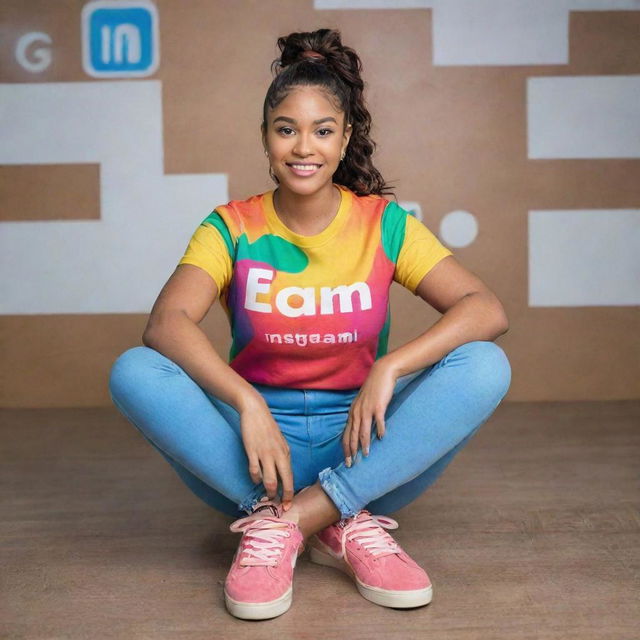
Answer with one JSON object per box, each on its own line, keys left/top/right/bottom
{"left": 274, "top": 28, "right": 343, "bottom": 71}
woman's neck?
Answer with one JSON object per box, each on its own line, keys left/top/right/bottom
{"left": 273, "top": 183, "right": 340, "bottom": 236}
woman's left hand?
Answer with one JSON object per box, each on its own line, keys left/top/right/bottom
{"left": 342, "top": 358, "right": 399, "bottom": 467}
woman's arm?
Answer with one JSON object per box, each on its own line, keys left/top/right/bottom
{"left": 142, "top": 264, "right": 294, "bottom": 508}
{"left": 342, "top": 255, "right": 509, "bottom": 466}
{"left": 381, "top": 255, "right": 509, "bottom": 379}
{"left": 142, "top": 264, "right": 263, "bottom": 413}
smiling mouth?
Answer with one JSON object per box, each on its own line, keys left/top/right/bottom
{"left": 287, "top": 163, "right": 322, "bottom": 170}
{"left": 286, "top": 163, "right": 323, "bottom": 177}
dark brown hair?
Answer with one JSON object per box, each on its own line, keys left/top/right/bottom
{"left": 262, "top": 28, "right": 394, "bottom": 198}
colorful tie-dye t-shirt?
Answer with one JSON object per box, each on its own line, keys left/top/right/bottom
{"left": 178, "top": 184, "right": 452, "bottom": 390}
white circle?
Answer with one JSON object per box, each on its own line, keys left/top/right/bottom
{"left": 440, "top": 210, "right": 478, "bottom": 248}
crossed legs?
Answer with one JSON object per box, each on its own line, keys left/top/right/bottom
{"left": 109, "top": 341, "right": 511, "bottom": 539}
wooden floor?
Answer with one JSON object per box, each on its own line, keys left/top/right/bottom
{"left": 2, "top": 401, "right": 638, "bottom": 640}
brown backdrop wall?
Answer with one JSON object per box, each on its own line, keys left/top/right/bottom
{"left": 1, "top": 1, "right": 639, "bottom": 407}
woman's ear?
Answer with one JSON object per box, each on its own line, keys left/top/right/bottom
{"left": 342, "top": 122, "right": 353, "bottom": 155}
{"left": 260, "top": 122, "right": 267, "bottom": 153}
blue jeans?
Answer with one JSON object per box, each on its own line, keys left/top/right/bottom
{"left": 108, "top": 341, "right": 511, "bottom": 520}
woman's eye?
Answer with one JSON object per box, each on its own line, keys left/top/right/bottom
{"left": 317, "top": 128, "right": 334, "bottom": 137}
{"left": 278, "top": 127, "right": 295, "bottom": 135}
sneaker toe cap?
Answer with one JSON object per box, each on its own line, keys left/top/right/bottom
{"left": 374, "top": 555, "right": 432, "bottom": 591}
{"left": 225, "top": 567, "right": 289, "bottom": 603}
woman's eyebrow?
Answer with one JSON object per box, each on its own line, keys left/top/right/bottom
{"left": 272, "top": 116, "right": 338, "bottom": 125}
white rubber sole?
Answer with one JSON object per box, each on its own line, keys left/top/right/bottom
{"left": 309, "top": 546, "right": 433, "bottom": 609}
{"left": 224, "top": 585, "right": 293, "bottom": 620}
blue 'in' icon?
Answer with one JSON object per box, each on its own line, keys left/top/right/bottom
{"left": 82, "top": 1, "right": 159, "bottom": 78}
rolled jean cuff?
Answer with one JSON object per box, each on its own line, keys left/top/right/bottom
{"left": 237, "top": 484, "right": 267, "bottom": 515}
{"left": 318, "top": 465, "right": 361, "bottom": 519}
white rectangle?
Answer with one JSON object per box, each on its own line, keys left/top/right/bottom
{"left": 433, "top": 2, "right": 570, "bottom": 66}
{"left": 528, "top": 76, "right": 640, "bottom": 158}
{"left": 528, "top": 210, "right": 640, "bottom": 306}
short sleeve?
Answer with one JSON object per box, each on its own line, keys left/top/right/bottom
{"left": 382, "top": 201, "right": 452, "bottom": 294}
{"left": 177, "top": 210, "right": 235, "bottom": 295}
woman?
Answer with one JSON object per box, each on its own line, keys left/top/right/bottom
{"left": 109, "top": 28, "right": 511, "bottom": 621}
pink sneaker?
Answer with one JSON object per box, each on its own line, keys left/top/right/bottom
{"left": 224, "top": 498, "right": 305, "bottom": 620}
{"left": 308, "top": 510, "right": 433, "bottom": 608}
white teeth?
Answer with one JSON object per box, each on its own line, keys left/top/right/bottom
{"left": 291, "top": 164, "right": 319, "bottom": 170}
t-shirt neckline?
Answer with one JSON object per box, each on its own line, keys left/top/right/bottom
{"left": 263, "top": 183, "right": 352, "bottom": 248}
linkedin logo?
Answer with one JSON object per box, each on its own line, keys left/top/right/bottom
{"left": 82, "top": 0, "right": 159, "bottom": 78}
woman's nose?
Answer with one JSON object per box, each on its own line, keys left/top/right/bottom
{"left": 293, "top": 132, "right": 313, "bottom": 157}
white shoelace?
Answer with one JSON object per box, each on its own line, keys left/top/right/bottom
{"left": 341, "top": 512, "right": 402, "bottom": 559}
{"left": 230, "top": 516, "right": 292, "bottom": 567}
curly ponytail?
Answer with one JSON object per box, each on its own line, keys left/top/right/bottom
{"left": 262, "top": 28, "right": 394, "bottom": 198}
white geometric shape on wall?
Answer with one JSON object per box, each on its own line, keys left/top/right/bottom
{"left": 528, "top": 210, "right": 640, "bottom": 307}
{"left": 314, "top": 0, "right": 640, "bottom": 66}
{"left": 0, "top": 81, "right": 227, "bottom": 315}
{"left": 528, "top": 75, "right": 640, "bottom": 159}
{"left": 440, "top": 210, "right": 478, "bottom": 248}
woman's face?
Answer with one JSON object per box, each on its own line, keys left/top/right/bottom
{"left": 262, "top": 85, "right": 352, "bottom": 197}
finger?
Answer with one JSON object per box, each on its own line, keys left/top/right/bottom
{"left": 375, "top": 408, "right": 386, "bottom": 440}
{"left": 358, "top": 410, "right": 372, "bottom": 459}
{"left": 360, "top": 412, "right": 372, "bottom": 457}
{"left": 350, "top": 414, "right": 362, "bottom": 461}
{"left": 342, "top": 414, "right": 353, "bottom": 466}
{"left": 277, "top": 454, "right": 295, "bottom": 510}
{"left": 261, "top": 459, "right": 279, "bottom": 499}
{"left": 342, "top": 428, "right": 353, "bottom": 467}
{"left": 248, "top": 453, "right": 262, "bottom": 485}
{"left": 346, "top": 406, "right": 361, "bottom": 466}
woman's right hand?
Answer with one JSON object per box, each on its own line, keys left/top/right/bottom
{"left": 239, "top": 397, "right": 294, "bottom": 510}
